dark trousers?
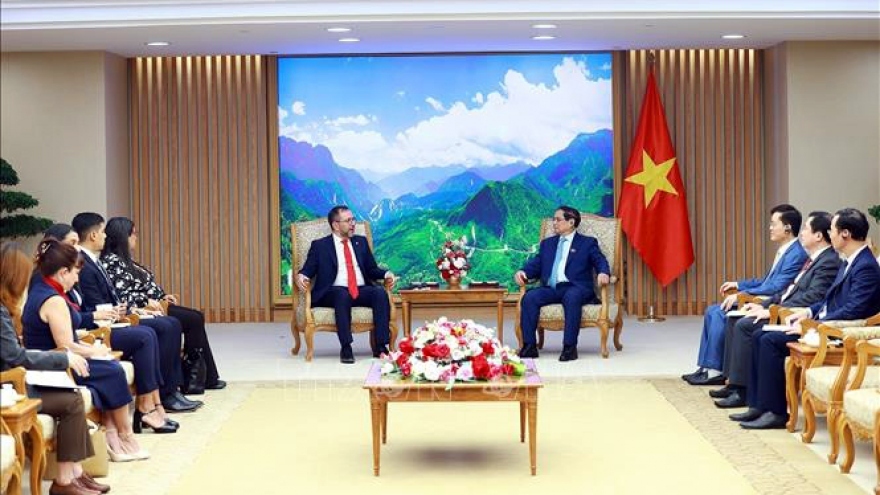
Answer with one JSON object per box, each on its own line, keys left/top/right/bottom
{"left": 167, "top": 304, "right": 220, "bottom": 383}
{"left": 519, "top": 283, "right": 595, "bottom": 347}
{"left": 724, "top": 316, "right": 767, "bottom": 386}
{"left": 313, "top": 285, "right": 390, "bottom": 348}
{"left": 110, "top": 325, "right": 162, "bottom": 394}
{"left": 139, "top": 316, "right": 184, "bottom": 398}
{"left": 38, "top": 389, "right": 94, "bottom": 462}
{"left": 747, "top": 330, "right": 799, "bottom": 415}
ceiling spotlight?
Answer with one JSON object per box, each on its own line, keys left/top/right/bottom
{"left": 327, "top": 27, "right": 351, "bottom": 33}
{"left": 722, "top": 34, "right": 746, "bottom": 39}
{"left": 144, "top": 41, "right": 170, "bottom": 46}
{"left": 338, "top": 37, "right": 360, "bottom": 43}
{"left": 532, "top": 24, "right": 557, "bottom": 29}
{"left": 532, "top": 35, "right": 556, "bottom": 41}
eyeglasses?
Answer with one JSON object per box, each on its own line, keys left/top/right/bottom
{"left": 335, "top": 217, "right": 356, "bottom": 224}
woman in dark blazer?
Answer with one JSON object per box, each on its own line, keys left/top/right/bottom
{"left": 1, "top": 243, "right": 111, "bottom": 495}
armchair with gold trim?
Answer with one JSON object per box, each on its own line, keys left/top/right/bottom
{"left": 289, "top": 219, "right": 398, "bottom": 361}
{"left": 513, "top": 214, "right": 623, "bottom": 358}
{"left": 838, "top": 338, "right": 880, "bottom": 494}
{"left": 0, "top": 415, "right": 22, "bottom": 495}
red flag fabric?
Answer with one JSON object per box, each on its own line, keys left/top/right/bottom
{"left": 618, "top": 71, "right": 694, "bottom": 287}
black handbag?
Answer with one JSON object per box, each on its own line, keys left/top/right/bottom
{"left": 181, "top": 347, "right": 207, "bottom": 395}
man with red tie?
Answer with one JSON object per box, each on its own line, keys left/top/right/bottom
{"left": 296, "top": 206, "right": 396, "bottom": 363}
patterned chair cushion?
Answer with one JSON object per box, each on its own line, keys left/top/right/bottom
{"left": 311, "top": 307, "right": 377, "bottom": 326}
{"left": 824, "top": 319, "right": 870, "bottom": 329}
{"left": 806, "top": 366, "right": 880, "bottom": 402}
{"left": 843, "top": 388, "right": 880, "bottom": 430}
{"left": 0, "top": 434, "right": 14, "bottom": 471}
{"left": 538, "top": 303, "right": 620, "bottom": 323}
{"left": 839, "top": 326, "right": 880, "bottom": 340}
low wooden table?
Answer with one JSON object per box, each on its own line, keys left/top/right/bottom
{"left": 399, "top": 287, "right": 508, "bottom": 343}
{"left": 784, "top": 342, "right": 844, "bottom": 432}
{"left": 363, "top": 359, "right": 542, "bottom": 476}
{"left": 1, "top": 398, "right": 45, "bottom": 495}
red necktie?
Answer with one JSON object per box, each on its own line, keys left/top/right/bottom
{"left": 342, "top": 238, "right": 359, "bottom": 299}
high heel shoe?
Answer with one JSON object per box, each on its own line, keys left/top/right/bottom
{"left": 118, "top": 433, "right": 150, "bottom": 460}
{"left": 107, "top": 447, "right": 136, "bottom": 463}
{"left": 133, "top": 408, "right": 178, "bottom": 434}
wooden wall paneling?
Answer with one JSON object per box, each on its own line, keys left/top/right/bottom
{"left": 621, "top": 49, "right": 765, "bottom": 316}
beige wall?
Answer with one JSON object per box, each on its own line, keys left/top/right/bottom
{"left": 0, "top": 51, "right": 129, "bottom": 249}
{"left": 765, "top": 41, "right": 880, "bottom": 245}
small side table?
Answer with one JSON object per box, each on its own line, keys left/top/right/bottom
{"left": 1, "top": 398, "right": 45, "bottom": 495}
{"left": 784, "top": 342, "right": 844, "bottom": 432}
{"left": 399, "top": 287, "right": 507, "bottom": 343}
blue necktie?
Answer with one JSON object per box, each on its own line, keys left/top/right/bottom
{"left": 548, "top": 237, "right": 568, "bottom": 288}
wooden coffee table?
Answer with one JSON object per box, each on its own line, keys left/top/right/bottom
{"left": 363, "top": 359, "right": 542, "bottom": 476}
{"left": 1, "top": 398, "right": 45, "bottom": 495}
{"left": 399, "top": 287, "right": 507, "bottom": 343}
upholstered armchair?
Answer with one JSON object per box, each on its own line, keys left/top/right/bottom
{"left": 0, "top": 416, "right": 22, "bottom": 495}
{"left": 800, "top": 315, "right": 880, "bottom": 462}
{"left": 513, "top": 214, "right": 623, "bottom": 358}
{"left": 839, "top": 339, "right": 880, "bottom": 494}
{"left": 289, "top": 219, "right": 398, "bottom": 361}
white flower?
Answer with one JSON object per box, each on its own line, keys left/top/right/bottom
{"left": 455, "top": 362, "right": 474, "bottom": 381}
{"left": 412, "top": 359, "right": 426, "bottom": 377}
{"left": 451, "top": 348, "right": 466, "bottom": 361}
{"left": 453, "top": 257, "right": 466, "bottom": 269}
{"left": 423, "top": 360, "right": 442, "bottom": 381}
{"left": 380, "top": 362, "right": 395, "bottom": 374}
{"left": 440, "top": 260, "right": 451, "bottom": 270}
{"left": 468, "top": 341, "right": 483, "bottom": 356}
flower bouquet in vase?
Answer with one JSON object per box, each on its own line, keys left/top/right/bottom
{"left": 436, "top": 237, "right": 471, "bottom": 289}
{"left": 380, "top": 318, "right": 525, "bottom": 386}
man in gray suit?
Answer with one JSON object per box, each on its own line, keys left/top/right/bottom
{"left": 712, "top": 211, "right": 841, "bottom": 407}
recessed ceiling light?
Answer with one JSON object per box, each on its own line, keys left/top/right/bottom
{"left": 327, "top": 27, "right": 351, "bottom": 33}
{"left": 722, "top": 34, "right": 746, "bottom": 39}
{"left": 532, "top": 24, "right": 557, "bottom": 29}
{"left": 532, "top": 35, "right": 556, "bottom": 41}
{"left": 338, "top": 37, "right": 360, "bottom": 43}
{"left": 144, "top": 41, "right": 170, "bottom": 46}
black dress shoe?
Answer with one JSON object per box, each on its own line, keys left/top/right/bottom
{"left": 162, "top": 393, "right": 199, "bottom": 413}
{"left": 681, "top": 368, "right": 704, "bottom": 381}
{"left": 205, "top": 379, "right": 227, "bottom": 390}
{"left": 709, "top": 385, "right": 734, "bottom": 398}
{"left": 558, "top": 345, "right": 578, "bottom": 362}
{"left": 730, "top": 408, "right": 764, "bottom": 422}
{"left": 688, "top": 373, "right": 726, "bottom": 386}
{"left": 714, "top": 390, "right": 746, "bottom": 408}
{"left": 519, "top": 344, "right": 539, "bottom": 359}
{"left": 340, "top": 345, "right": 355, "bottom": 364}
{"left": 173, "top": 391, "right": 203, "bottom": 409}
{"left": 372, "top": 345, "right": 390, "bottom": 358}
{"left": 740, "top": 411, "right": 788, "bottom": 429}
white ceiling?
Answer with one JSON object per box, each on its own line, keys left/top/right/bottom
{"left": 2, "top": 0, "right": 879, "bottom": 57}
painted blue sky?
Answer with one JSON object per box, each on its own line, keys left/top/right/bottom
{"left": 278, "top": 53, "right": 612, "bottom": 175}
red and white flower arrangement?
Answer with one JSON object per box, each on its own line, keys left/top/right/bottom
{"left": 380, "top": 317, "right": 525, "bottom": 383}
{"left": 436, "top": 237, "right": 471, "bottom": 281}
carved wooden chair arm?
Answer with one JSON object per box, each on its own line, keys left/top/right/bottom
{"left": 851, "top": 339, "right": 880, "bottom": 391}
{"left": 810, "top": 321, "right": 843, "bottom": 368}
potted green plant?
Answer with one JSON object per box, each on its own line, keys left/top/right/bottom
{"left": 0, "top": 157, "right": 53, "bottom": 239}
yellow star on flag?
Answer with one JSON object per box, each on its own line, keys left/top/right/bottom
{"left": 625, "top": 150, "right": 679, "bottom": 207}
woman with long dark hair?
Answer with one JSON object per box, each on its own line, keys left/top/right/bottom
{"left": 101, "top": 217, "right": 224, "bottom": 393}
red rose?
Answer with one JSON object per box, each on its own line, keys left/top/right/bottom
{"left": 395, "top": 352, "right": 409, "bottom": 368}
{"left": 472, "top": 354, "right": 491, "bottom": 379}
{"left": 398, "top": 339, "right": 414, "bottom": 354}
{"left": 399, "top": 361, "right": 412, "bottom": 377}
{"left": 480, "top": 341, "right": 495, "bottom": 356}
{"left": 501, "top": 363, "right": 515, "bottom": 376}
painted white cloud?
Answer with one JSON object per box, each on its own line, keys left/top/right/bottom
{"left": 326, "top": 114, "right": 373, "bottom": 127}
{"left": 292, "top": 101, "right": 306, "bottom": 115}
{"left": 425, "top": 97, "right": 445, "bottom": 112}
{"left": 279, "top": 57, "right": 612, "bottom": 174}
{"left": 278, "top": 106, "right": 288, "bottom": 121}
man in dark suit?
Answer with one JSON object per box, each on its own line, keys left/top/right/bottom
{"left": 296, "top": 205, "right": 396, "bottom": 364}
{"left": 72, "top": 212, "right": 201, "bottom": 412}
{"left": 735, "top": 207, "right": 880, "bottom": 429}
{"left": 712, "top": 211, "right": 840, "bottom": 408}
{"left": 683, "top": 204, "right": 808, "bottom": 385}
{"left": 516, "top": 205, "right": 610, "bottom": 362}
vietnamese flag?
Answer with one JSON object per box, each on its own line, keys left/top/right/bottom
{"left": 618, "top": 70, "right": 694, "bottom": 287}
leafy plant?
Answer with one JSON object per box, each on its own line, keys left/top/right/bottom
{"left": 0, "top": 158, "right": 53, "bottom": 239}
{"left": 869, "top": 205, "right": 880, "bottom": 224}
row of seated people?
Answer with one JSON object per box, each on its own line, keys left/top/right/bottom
{"left": 0, "top": 212, "right": 226, "bottom": 495}
{"left": 683, "top": 206, "right": 880, "bottom": 428}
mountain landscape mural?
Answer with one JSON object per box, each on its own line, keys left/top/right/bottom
{"left": 277, "top": 53, "right": 614, "bottom": 296}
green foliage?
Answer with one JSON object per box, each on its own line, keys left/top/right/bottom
{"left": 0, "top": 158, "right": 53, "bottom": 240}
{"left": 869, "top": 205, "right": 880, "bottom": 224}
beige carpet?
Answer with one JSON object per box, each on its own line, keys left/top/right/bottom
{"left": 84, "top": 377, "right": 867, "bottom": 495}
